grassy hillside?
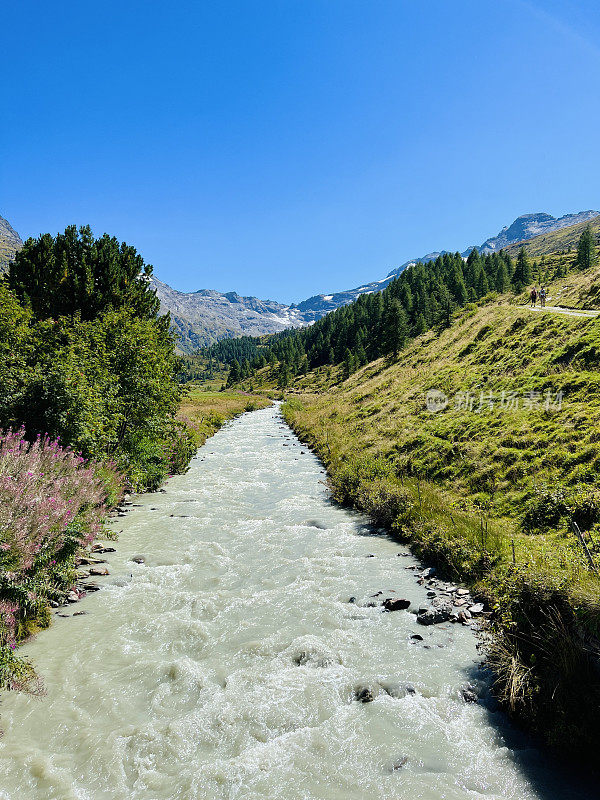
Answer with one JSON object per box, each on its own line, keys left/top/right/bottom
{"left": 242, "top": 275, "right": 600, "bottom": 762}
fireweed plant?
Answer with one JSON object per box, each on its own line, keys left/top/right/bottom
{"left": 0, "top": 428, "right": 123, "bottom": 691}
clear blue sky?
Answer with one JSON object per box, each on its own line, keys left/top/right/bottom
{"left": 2, "top": 1, "right": 599, "bottom": 303}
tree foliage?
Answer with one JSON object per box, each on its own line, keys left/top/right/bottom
{"left": 8, "top": 225, "right": 160, "bottom": 321}
{"left": 575, "top": 225, "right": 598, "bottom": 272}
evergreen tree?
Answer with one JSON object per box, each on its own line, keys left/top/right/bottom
{"left": 494, "top": 259, "right": 510, "bottom": 292}
{"left": 513, "top": 247, "right": 532, "bottom": 290}
{"left": 8, "top": 225, "right": 160, "bottom": 322}
{"left": 342, "top": 348, "right": 355, "bottom": 380}
{"left": 277, "top": 363, "right": 290, "bottom": 389}
{"left": 226, "top": 359, "right": 241, "bottom": 387}
{"left": 448, "top": 260, "right": 468, "bottom": 304}
{"left": 413, "top": 312, "right": 427, "bottom": 335}
{"left": 382, "top": 298, "right": 409, "bottom": 357}
{"left": 575, "top": 225, "right": 598, "bottom": 271}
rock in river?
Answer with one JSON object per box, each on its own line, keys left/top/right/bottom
{"left": 89, "top": 567, "right": 109, "bottom": 576}
{"left": 354, "top": 686, "right": 375, "bottom": 703}
{"left": 417, "top": 597, "right": 453, "bottom": 626}
{"left": 382, "top": 597, "right": 411, "bottom": 612}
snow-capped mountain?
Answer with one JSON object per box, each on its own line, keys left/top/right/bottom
{"left": 151, "top": 278, "right": 321, "bottom": 351}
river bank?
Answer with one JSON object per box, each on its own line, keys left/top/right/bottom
{"left": 0, "top": 405, "right": 594, "bottom": 799}
{"left": 280, "top": 390, "right": 600, "bottom": 772}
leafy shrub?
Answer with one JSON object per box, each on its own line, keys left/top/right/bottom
{"left": 355, "top": 480, "right": 413, "bottom": 528}
{"left": 523, "top": 485, "right": 600, "bottom": 533}
{"left": 164, "top": 420, "right": 196, "bottom": 475}
{"left": 522, "top": 485, "right": 568, "bottom": 533}
{"left": 567, "top": 488, "right": 600, "bottom": 531}
{"left": 332, "top": 455, "right": 394, "bottom": 505}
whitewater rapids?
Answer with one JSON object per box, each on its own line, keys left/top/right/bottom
{"left": 0, "top": 405, "right": 591, "bottom": 799}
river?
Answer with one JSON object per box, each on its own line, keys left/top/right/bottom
{"left": 0, "top": 405, "right": 593, "bottom": 800}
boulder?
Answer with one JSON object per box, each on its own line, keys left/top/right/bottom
{"left": 89, "top": 567, "right": 109, "bottom": 576}
{"left": 132, "top": 556, "right": 146, "bottom": 564}
{"left": 354, "top": 686, "right": 375, "bottom": 703}
{"left": 382, "top": 598, "right": 411, "bottom": 612}
{"left": 416, "top": 597, "right": 453, "bottom": 626}
{"left": 461, "top": 688, "right": 478, "bottom": 703}
{"left": 468, "top": 603, "right": 484, "bottom": 615}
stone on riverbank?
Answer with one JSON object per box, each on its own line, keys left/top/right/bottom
{"left": 417, "top": 597, "right": 453, "bottom": 625}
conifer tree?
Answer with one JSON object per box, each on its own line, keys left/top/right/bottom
{"left": 342, "top": 348, "right": 355, "bottom": 380}
{"left": 8, "top": 225, "right": 159, "bottom": 321}
{"left": 513, "top": 247, "right": 532, "bottom": 290}
{"left": 575, "top": 225, "right": 598, "bottom": 271}
{"left": 449, "top": 260, "right": 468, "bottom": 304}
{"left": 413, "top": 312, "right": 427, "bottom": 335}
{"left": 277, "top": 363, "right": 290, "bottom": 389}
{"left": 226, "top": 359, "right": 241, "bottom": 387}
{"left": 382, "top": 298, "right": 409, "bottom": 357}
{"left": 494, "top": 259, "right": 510, "bottom": 292}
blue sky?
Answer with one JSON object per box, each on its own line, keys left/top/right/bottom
{"left": 2, "top": 0, "right": 599, "bottom": 303}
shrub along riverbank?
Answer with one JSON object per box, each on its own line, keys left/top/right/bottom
{"left": 263, "top": 294, "right": 600, "bottom": 765}
{"left": 0, "top": 225, "right": 202, "bottom": 691}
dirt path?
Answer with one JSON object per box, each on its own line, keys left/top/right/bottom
{"left": 527, "top": 305, "right": 600, "bottom": 318}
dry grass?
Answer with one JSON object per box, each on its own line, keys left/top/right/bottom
{"left": 177, "top": 389, "right": 270, "bottom": 447}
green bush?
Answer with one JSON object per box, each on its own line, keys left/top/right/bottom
{"left": 522, "top": 485, "right": 568, "bottom": 533}
{"left": 523, "top": 485, "right": 600, "bottom": 533}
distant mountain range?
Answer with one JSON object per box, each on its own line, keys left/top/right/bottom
{"left": 2, "top": 209, "right": 598, "bottom": 350}
{"left": 154, "top": 209, "right": 599, "bottom": 350}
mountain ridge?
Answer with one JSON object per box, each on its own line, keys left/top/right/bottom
{"left": 157, "top": 208, "right": 599, "bottom": 349}
{"left": 0, "top": 215, "right": 23, "bottom": 274}
{"left": 2, "top": 209, "right": 598, "bottom": 350}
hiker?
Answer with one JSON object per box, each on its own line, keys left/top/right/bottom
{"left": 530, "top": 287, "right": 537, "bottom": 307}
{"left": 539, "top": 286, "right": 546, "bottom": 308}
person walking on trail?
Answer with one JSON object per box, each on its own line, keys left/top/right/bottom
{"left": 530, "top": 286, "right": 538, "bottom": 307}
{"left": 539, "top": 286, "right": 547, "bottom": 308}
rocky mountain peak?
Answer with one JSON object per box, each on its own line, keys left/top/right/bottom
{"left": 0, "top": 214, "right": 23, "bottom": 274}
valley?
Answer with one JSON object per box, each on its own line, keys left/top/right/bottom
{"left": 220, "top": 228, "right": 600, "bottom": 765}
